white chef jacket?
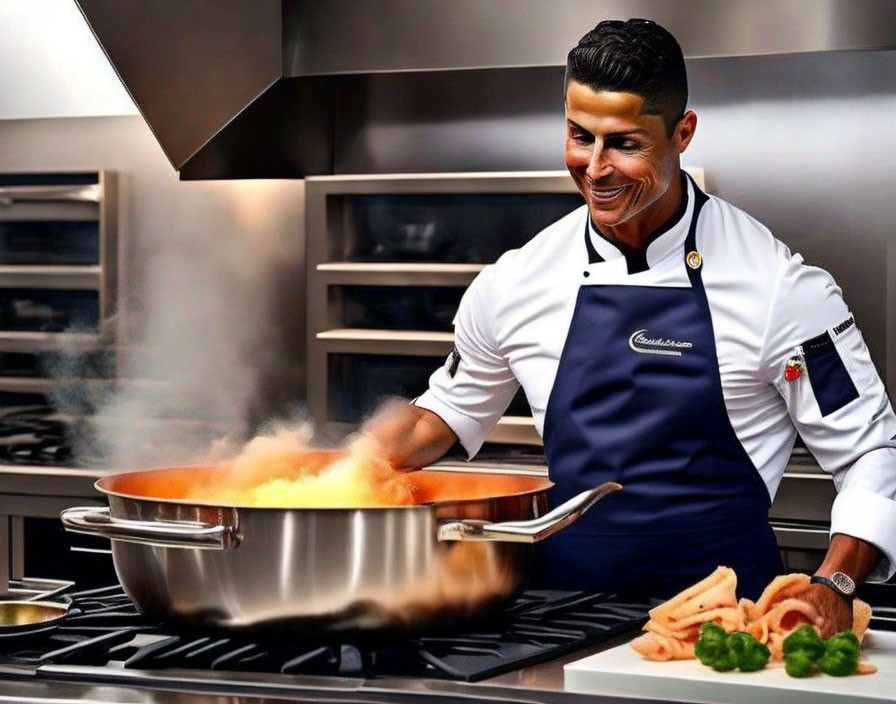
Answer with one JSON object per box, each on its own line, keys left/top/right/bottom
{"left": 416, "top": 175, "right": 896, "bottom": 580}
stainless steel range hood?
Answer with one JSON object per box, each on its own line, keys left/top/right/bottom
{"left": 77, "top": 0, "right": 896, "bottom": 180}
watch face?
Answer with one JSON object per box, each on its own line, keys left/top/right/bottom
{"left": 831, "top": 572, "right": 856, "bottom": 594}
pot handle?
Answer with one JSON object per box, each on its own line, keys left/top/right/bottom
{"left": 437, "top": 481, "right": 622, "bottom": 543}
{"left": 60, "top": 506, "right": 239, "bottom": 550}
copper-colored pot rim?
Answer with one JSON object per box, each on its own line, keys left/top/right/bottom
{"left": 94, "top": 464, "right": 553, "bottom": 511}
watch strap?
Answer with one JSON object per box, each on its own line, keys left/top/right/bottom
{"left": 810, "top": 574, "right": 855, "bottom": 603}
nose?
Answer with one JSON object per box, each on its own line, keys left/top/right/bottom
{"left": 585, "top": 143, "right": 613, "bottom": 182}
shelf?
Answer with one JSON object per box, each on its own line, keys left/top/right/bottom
{"left": 0, "top": 266, "right": 102, "bottom": 290}
{"left": 0, "top": 203, "right": 98, "bottom": 222}
{"left": 770, "top": 523, "right": 830, "bottom": 551}
{"left": 0, "top": 376, "right": 115, "bottom": 395}
{"left": 322, "top": 417, "right": 543, "bottom": 451}
{"left": 316, "top": 329, "right": 454, "bottom": 356}
{"left": 306, "top": 170, "right": 576, "bottom": 193}
{"left": 431, "top": 459, "right": 547, "bottom": 476}
{"left": 0, "top": 331, "right": 104, "bottom": 354}
{"left": 0, "top": 184, "right": 101, "bottom": 204}
{"left": 0, "top": 377, "right": 180, "bottom": 397}
{"left": 487, "top": 416, "right": 543, "bottom": 447}
{"left": 317, "top": 262, "right": 484, "bottom": 287}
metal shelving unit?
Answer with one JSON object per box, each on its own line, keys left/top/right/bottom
{"left": 0, "top": 172, "right": 119, "bottom": 398}
{"left": 305, "top": 171, "right": 583, "bottom": 447}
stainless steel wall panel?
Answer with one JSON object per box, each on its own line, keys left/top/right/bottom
{"left": 286, "top": 0, "right": 896, "bottom": 76}
{"left": 333, "top": 67, "right": 565, "bottom": 175}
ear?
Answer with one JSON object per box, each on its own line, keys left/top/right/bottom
{"left": 675, "top": 110, "right": 698, "bottom": 153}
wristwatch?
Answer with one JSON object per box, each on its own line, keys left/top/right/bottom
{"left": 810, "top": 572, "right": 856, "bottom": 603}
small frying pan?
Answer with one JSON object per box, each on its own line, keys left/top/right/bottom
{"left": 0, "top": 599, "right": 72, "bottom": 643}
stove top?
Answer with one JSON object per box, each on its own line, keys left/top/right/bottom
{"left": 3, "top": 584, "right": 653, "bottom": 685}
{"left": 3, "top": 583, "right": 895, "bottom": 704}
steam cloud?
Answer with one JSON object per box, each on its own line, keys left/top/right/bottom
{"left": 50, "top": 179, "right": 307, "bottom": 469}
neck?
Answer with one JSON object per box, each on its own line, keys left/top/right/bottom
{"left": 595, "top": 171, "right": 685, "bottom": 251}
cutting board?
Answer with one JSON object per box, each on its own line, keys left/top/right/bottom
{"left": 564, "top": 630, "right": 896, "bottom": 704}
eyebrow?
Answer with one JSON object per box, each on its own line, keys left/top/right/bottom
{"left": 566, "top": 119, "right": 649, "bottom": 138}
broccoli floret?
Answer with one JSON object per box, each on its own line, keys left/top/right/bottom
{"left": 785, "top": 650, "right": 816, "bottom": 678}
{"left": 783, "top": 627, "right": 861, "bottom": 678}
{"left": 699, "top": 622, "right": 727, "bottom": 641}
{"left": 695, "top": 624, "right": 769, "bottom": 673}
{"left": 694, "top": 622, "right": 728, "bottom": 666}
{"left": 816, "top": 632, "right": 860, "bottom": 677}
{"left": 710, "top": 647, "right": 738, "bottom": 672}
{"left": 783, "top": 625, "right": 825, "bottom": 661}
{"left": 727, "top": 631, "right": 771, "bottom": 672}
{"left": 827, "top": 631, "right": 860, "bottom": 650}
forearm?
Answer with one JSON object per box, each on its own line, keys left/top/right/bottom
{"left": 815, "top": 533, "right": 881, "bottom": 584}
{"left": 362, "top": 399, "right": 458, "bottom": 469}
{"left": 799, "top": 534, "right": 881, "bottom": 637}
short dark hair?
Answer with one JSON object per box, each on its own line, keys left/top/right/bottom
{"left": 566, "top": 18, "right": 688, "bottom": 135}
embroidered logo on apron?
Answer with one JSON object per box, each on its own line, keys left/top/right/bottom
{"left": 628, "top": 329, "right": 694, "bottom": 357}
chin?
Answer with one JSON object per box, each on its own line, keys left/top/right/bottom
{"left": 588, "top": 208, "right": 626, "bottom": 229}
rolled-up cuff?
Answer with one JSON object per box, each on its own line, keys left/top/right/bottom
{"left": 830, "top": 487, "right": 896, "bottom": 581}
{"left": 413, "top": 391, "right": 488, "bottom": 459}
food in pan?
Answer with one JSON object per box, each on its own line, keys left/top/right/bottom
{"left": 631, "top": 567, "right": 876, "bottom": 675}
{"left": 182, "top": 430, "right": 420, "bottom": 507}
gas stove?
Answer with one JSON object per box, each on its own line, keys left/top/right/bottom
{"left": 3, "top": 584, "right": 896, "bottom": 704}
{"left": 0, "top": 583, "right": 661, "bottom": 704}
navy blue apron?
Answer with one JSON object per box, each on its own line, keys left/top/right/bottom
{"left": 538, "top": 181, "right": 782, "bottom": 601}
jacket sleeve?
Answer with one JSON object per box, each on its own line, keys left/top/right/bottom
{"left": 764, "top": 252, "right": 896, "bottom": 581}
{"left": 414, "top": 264, "right": 519, "bottom": 458}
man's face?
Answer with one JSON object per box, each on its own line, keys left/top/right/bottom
{"left": 564, "top": 80, "right": 694, "bottom": 238}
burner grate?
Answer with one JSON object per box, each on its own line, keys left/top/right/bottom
{"left": 25, "top": 585, "right": 653, "bottom": 682}
{"left": 0, "top": 409, "right": 106, "bottom": 467}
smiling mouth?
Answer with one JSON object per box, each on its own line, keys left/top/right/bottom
{"left": 589, "top": 184, "right": 628, "bottom": 201}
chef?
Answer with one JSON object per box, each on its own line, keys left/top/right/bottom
{"left": 364, "top": 18, "right": 896, "bottom": 636}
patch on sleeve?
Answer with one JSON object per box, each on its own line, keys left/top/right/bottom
{"left": 446, "top": 347, "right": 461, "bottom": 378}
{"left": 801, "top": 331, "right": 859, "bottom": 416}
{"left": 831, "top": 315, "right": 855, "bottom": 337}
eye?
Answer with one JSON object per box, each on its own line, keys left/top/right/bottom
{"left": 569, "top": 129, "right": 594, "bottom": 144}
{"left": 606, "top": 137, "right": 640, "bottom": 152}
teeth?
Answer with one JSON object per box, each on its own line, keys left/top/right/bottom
{"left": 595, "top": 186, "right": 624, "bottom": 197}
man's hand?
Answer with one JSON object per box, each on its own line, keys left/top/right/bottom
{"left": 805, "top": 533, "right": 881, "bottom": 638}
{"left": 801, "top": 582, "right": 853, "bottom": 639}
{"left": 362, "top": 398, "right": 458, "bottom": 470}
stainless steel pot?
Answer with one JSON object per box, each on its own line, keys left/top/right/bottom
{"left": 61, "top": 459, "right": 620, "bottom": 632}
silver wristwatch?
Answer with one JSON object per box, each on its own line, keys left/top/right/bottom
{"left": 810, "top": 572, "right": 856, "bottom": 603}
